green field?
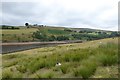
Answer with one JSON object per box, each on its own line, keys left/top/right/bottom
{"left": 2, "top": 37, "right": 119, "bottom": 78}
{"left": 1, "top": 28, "right": 38, "bottom": 42}
{"left": 1, "top": 27, "right": 72, "bottom": 42}
{"left": 1, "top": 26, "right": 117, "bottom": 42}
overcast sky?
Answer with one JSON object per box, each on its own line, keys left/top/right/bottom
{"left": 1, "top": 0, "right": 119, "bottom": 31}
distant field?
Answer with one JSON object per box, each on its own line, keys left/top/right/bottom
{"left": 2, "top": 37, "right": 119, "bottom": 78}
{"left": 1, "top": 28, "right": 38, "bottom": 42}
{"left": 1, "top": 26, "right": 117, "bottom": 42}
{"left": 1, "top": 28, "right": 38, "bottom": 34}
{"left": 1, "top": 27, "right": 74, "bottom": 42}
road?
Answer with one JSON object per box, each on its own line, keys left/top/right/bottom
{"left": 1, "top": 40, "right": 82, "bottom": 54}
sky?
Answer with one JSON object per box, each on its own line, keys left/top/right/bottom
{"left": 1, "top": 0, "right": 119, "bottom": 31}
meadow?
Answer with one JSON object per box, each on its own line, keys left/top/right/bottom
{"left": 2, "top": 37, "right": 119, "bottom": 78}
{"left": 1, "top": 26, "right": 117, "bottom": 42}
{"left": 1, "top": 28, "right": 38, "bottom": 42}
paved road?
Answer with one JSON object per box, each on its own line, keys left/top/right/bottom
{"left": 1, "top": 40, "right": 82, "bottom": 54}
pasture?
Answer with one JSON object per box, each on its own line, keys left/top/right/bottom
{"left": 1, "top": 28, "right": 38, "bottom": 42}
{"left": 2, "top": 37, "right": 119, "bottom": 78}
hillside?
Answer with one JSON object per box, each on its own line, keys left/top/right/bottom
{"left": 1, "top": 26, "right": 119, "bottom": 42}
{"left": 2, "top": 37, "right": 119, "bottom": 78}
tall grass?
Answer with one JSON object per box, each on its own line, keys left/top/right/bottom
{"left": 96, "top": 53, "right": 118, "bottom": 66}
{"left": 3, "top": 60, "right": 18, "bottom": 68}
{"left": 73, "top": 55, "right": 98, "bottom": 78}
{"left": 60, "top": 64, "right": 69, "bottom": 74}
{"left": 2, "top": 69, "right": 13, "bottom": 78}
{"left": 2, "top": 41, "right": 118, "bottom": 78}
{"left": 28, "top": 59, "right": 46, "bottom": 73}
{"left": 61, "top": 48, "right": 91, "bottom": 62}
{"left": 16, "top": 65, "right": 27, "bottom": 73}
{"left": 42, "top": 72, "right": 54, "bottom": 78}
{"left": 3, "top": 54, "right": 26, "bottom": 59}
{"left": 96, "top": 43, "right": 118, "bottom": 66}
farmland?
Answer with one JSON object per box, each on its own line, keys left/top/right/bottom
{"left": 1, "top": 26, "right": 119, "bottom": 42}
{"left": 1, "top": 28, "right": 38, "bottom": 42}
{"left": 2, "top": 37, "right": 119, "bottom": 78}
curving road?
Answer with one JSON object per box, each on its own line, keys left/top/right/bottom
{"left": 1, "top": 40, "right": 82, "bottom": 54}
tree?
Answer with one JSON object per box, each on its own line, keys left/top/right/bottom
{"left": 110, "top": 32, "right": 119, "bottom": 37}
{"left": 56, "top": 36, "right": 69, "bottom": 41}
{"left": 25, "top": 23, "right": 29, "bottom": 28}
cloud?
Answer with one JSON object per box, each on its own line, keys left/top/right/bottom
{"left": 1, "top": 0, "right": 119, "bottom": 31}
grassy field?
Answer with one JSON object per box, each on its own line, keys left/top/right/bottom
{"left": 1, "top": 28, "right": 38, "bottom": 34}
{"left": 2, "top": 37, "right": 119, "bottom": 78}
{"left": 1, "top": 27, "right": 70, "bottom": 42}
{"left": 1, "top": 28, "right": 38, "bottom": 42}
{"left": 1, "top": 26, "right": 114, "bottom": 42}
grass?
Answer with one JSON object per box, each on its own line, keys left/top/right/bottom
{"left": 26, "top": 58, "right": 46, "bottom": 73}
{"left": 1, "top": 28, "right": 38, "bottom": 42}
{"left": 60, "top": 64, "right": 69, "bottom": 74}
{"left": 16, "top": 65, "right": 27, "bottom": 73}
{"left": 96, "top": 53, "right": 118, "bottom": 66}
{"left": 1, "top": 28, "right": 37, "bottom": 34}
{"left": 73, "top": 56, "right": 98, "bottom": 78}
{"left": 42, "top": 72, "right": 54, "bottom": 78}
{"left": 2, "top": 69, "right": 13, "bottom": 78}
{"left": 2, "top": 68, "right": 23, "bottom": 78}
{"left": 2, "top": 37, "right": 119, "bottom": 78}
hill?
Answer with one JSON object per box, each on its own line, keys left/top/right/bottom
{"left": 2, "top": 37, "right": 119, "bottom": 78}
{"left": 1, "top": 25, "right": 119, "bottom": 42}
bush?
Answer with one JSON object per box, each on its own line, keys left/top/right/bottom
{"left": 56, "top": 36, "right": 69, "bottom": 41}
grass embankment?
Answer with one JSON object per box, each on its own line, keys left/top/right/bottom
{"left": 2, "top": 37, "right": 119, "bottom": 78}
